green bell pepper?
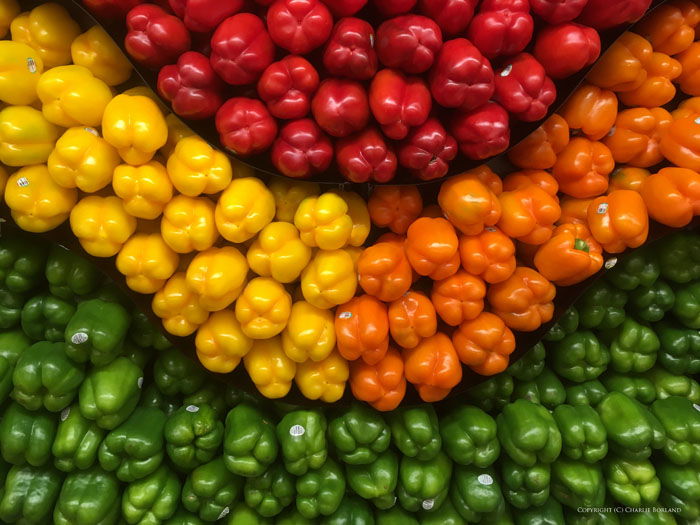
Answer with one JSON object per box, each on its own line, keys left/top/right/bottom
{"left": 141, "top": 384, "right": 180, "bottom": 417}
{"left": 548, "top": 331, "right": 610, "bottom": 383}
{"left": 154, "top": 349, "right": 205, "bottom": 397}
{"left": 53, "top": 466, "right": 121, "bottom": 525}
{"left": 0, "top": 328, "right": 30, "bottom": 365}
{"left": 0, "top": 286, "right": 27, "bottom": 330}
{"left": 609, "top": 318, "right": 660, "bottom": 374}
{"left": 606, "top": 457, "right": 660, "bottom": 507}
{"left": 419, "top": 499, "right": 471, "bottom": 525}
{"left": 0, "top": 354, "right": 13, "bottom": 404}
{"left": 120, "top": 341, "right": 153, "bottom": 370}
{"left": 650, "top": 396, "right": 700, "bottom": 466}
{"left": 183, "top": 384, "right": 227, "bottom": 420}
{"left": 513, "top": 368, "right": 567, "bottom": 409}
{"left": 276, "top": 410, "right": 327, "bottom": 476}
{"left": 295, "top": 457, "right": 345, "bottom": 518}
{"left": 514, "top": 497, "right": 564, "bottom": 525}
{"left": 466, "top": 374, "right": 513, "bottom": 413}
{"left": 128, "top": 311, "right": 172, "bottom": 351}
{"left": 657, "top": 458, "right": 700, "bottom": 520}
{"left": 655, "top": 320, "right": 700, "bottom": 375}
{"left": 0, "top": 464, "right": 62, "bottom": 524}
{"left": 543, "top": 307, "right": 579, "bottom": 342}
{"left": 550, "top": 457, "right": 604, "bottom": 509}
{"left": 578, "top": 281, "right": 627, "bottom": 330}
{"left": 225, "top": 385, "right": 263, "bottom": 409}
{"left": 658, "top": 232, "right": 700, "bottom": 284}
{"left": 565, "top": 380, "right": 608, "bottom": 407}
{"left": 601, "top": 372, "right": 657, "bottom": 404}
{"left": 449, "top": 465, "right": 505, "bottom": 522}
{"left": 606, "top": 248, "right": 659, "bottom": 290}
{"left": 11, "top": 341, "right": 84, "bottom": 412}
{"left": 319, "top": 495, "right": 374, "bottom": 525}
{"left": 122, "top": 464, "right": 180, "bottom": 524}
{"left": 629, "top": 280, "right": 675, "bottom": 323}
{"left": 98, "top": 407, "right": 166, "bottom": 482}
{"left": 224, "top": 403, "right": 278, "bottom": 477}
{"left": 397, "top": 451, "right": 452, "bottom": 512}
{"left": 387, "top": 405, "right": 441, "bottom": 461}
{"left": 672, "top": 281, "right": 700, "bottom": 329}
{"left": 497, "top": 399, "right": 562, "bottom": 467}
{"left": 45, "top": 245, "right": 102, "bottom": 301}
{"left": 376, "top": 506, "right": 420, "bottom": 525}
{"left": 327, "top": 403, "right": 390, "bottom": 465}
{"left": 440, "top": 405, "right": 499, "bottom": 467}
{"left": 508, "top": 342, "right": 546, "bottom": 381}
{"left": 0, "top": 402, "right": 56, "bottom": 466}
{"left": 275, "top": 508, "right": 314, "bottom": 525}
{"left": 644, "top": 367, "right": 700, "bottom": 404}
{"left": 52, "top": 404, "right": 105, "bottom": 472}
{"left": 79, "top": 356, "right": 142, "bottom": 430}
{"left": 0, "top": 237, "right": 47, "bottom": 293}
{"left": 552, "top": 404, "right": 608, "bottom": 463}
{"left": 165, "top": 507, "right": 205, "bottom": 525}
{"left": 182, "top": 457, "right": 243, "bottom": 522}
{"left": 164, "top": 404, "right": 224, "bottom": 472}
{"left": 20, "top": 293, "right": 75, "bottom": 342}
{"left": 225, "top": 502, "right": 272, "bottom": 524}
{"left": 65, "top": 298, "right": 131, "bottom": 366}
{"left": 243, "top": 463, "right": 294, "bottom": 518}
{"left": 345, "top": 449, "right": 398, "bottom": 509}
{"left": 620, "top": 512, "right": 678, "bottom": 525}
{"left": 565, "top": 510, "right": 620, "bottom": 525}
{"left": 501, "top": 457, "right": 550, "bottom": 509}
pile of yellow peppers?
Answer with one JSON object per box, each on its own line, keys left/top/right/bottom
{"left": 0, "top": 1, "right": 371, "bottom": 403}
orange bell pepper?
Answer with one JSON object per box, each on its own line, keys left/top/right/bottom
{"left": 558, "top": 84, "right": 618, "bottom": 141}
{"left": 437, "top": 172, "right": 501, "bottom": 235}
{"left": 452, "top": 312, "right": 515, "bottom": 376}
{"left": 387, "top": 290, "right": 437, "bottom": 349}
{"left": 608, "top": 167, "right": 650, "bottom": 193}
{"left": 603, "top": 107, "right": 672, "bottom": 168}
{"left": 459, "top": 227, "right": 516, "bottom": 284}
{"left": 587, "top": 32, "right": 653, "bottom": 92}
{"left": 635, "top": 0, "right": 700, "bottom": 56}
{"left": 430, "top": 269, "right": 486, "bottom": 327}
{"left": 640, "top": 167, "right": 700, "bottom": 227}
{"left": 670, "top": 96, "right": 700, "bottom": 120}
{"left": 497, "top": 185, "right": 561, "bottom": 245}
{"left": 552, "top": 137, "right": 614, "bottom": 198}
{"left": 349, "top": 347, "right": 406, "bottom": 411}
{"left": 659, "top": 112, "right": 700, "bottom": 171}
{"left": 367, "top": 185, "right": 423, "bottom": 234}
{"left": 587, "top": 190, "right": 649, "bottom": 253}
{"left": 618, "top": 52, "right": 681, "bottom": 107}
{"left": 507, "top": 114, "right": 569, "bottom": 170}
{"left": 558, "top": 196, "right": 593, "bottom": 224}
{"left": 461, "top": 165, "right": 503, "bottom": 195}
{"left": 675, "top": 42, "right": 700, "bottom": 96}
{"left": 335, "top": 294, "right": 390, "bottom": 365}
{"left": 487, "top": 267, "right": 555, "bottom": 332}
{"left": 357, "top": 240, "right": 412, "bottom": 302}
{"left": 534, "top": 222, "right": 604, "bottom": 286}
{"left": 405, "top": 217, "right": 460, "bottom": 280}
{"left": 403, "top": 332, "right": 462, "bottom": 402}
{"left": 503, "top": 170, "right": 559, "bottom": 198}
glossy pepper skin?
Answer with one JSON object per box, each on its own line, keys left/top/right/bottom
{"left": 549, "top": 331, "right": 610, "bottom": 382}
{"left": 328, "top": 403, "right": 390, "bottom": 465}
{"left": 296, "top": 457, "right": 345, "bottom": 518}
{"left": 334, "top": 295, "right": 389, "bottom": 365}
{"left": 357, "top": 240, "right": 412, "bottom": 303}
{"left": 487, "top": 267, "right": 556, "bottom": 332}
{"left": 349, "top": 347, "right": 407, "bottom": 412}
{"left": 67, "top": 298, "right": 131, "bottom": 366}
{"left": 534, "top": 22, "right": 600, "bottom": 79}
{"left": 158, "top": 52, "right": 223, "bottom": 120}
{"left": 369, "top": 69, "right": 431, "bottom": 141}
{"left": 550, "top": 457, "right": 605, "bottom": 510}
{"left": 559, "top": 84, "right": 617, "bottom": 142}
{"left": 345, "top": 449, "right": 397, "bottom": 509}
{"left": 19, "top": 293, "right": 74, "bottom": 342}
{"left": 216, "top": 177, "right": 275, "bottom": 244}
{"left": 267, "top": 0, "right": 333, "bottom": 55}
{"left": 0, "top": 41, "right": 43, "bottom": 106}
{"left": 215, "top": 97, "right": 278, "bottom": 156}
{"left": 164, "top": 404, "right": 223, "bottom": 472}
{"left": 0, "top": 464, "right": 62, "bottom": 524}
{"left": 124, "top": 4, "right": 190, "bottom": 69}
{"left": 588, "top": 32, "right": 653, "bottom": 91}
{"left": 565, "top": 380, "right": 608, "bottom": 408}
{"left": 405, "top": 217, "right": 459, "bottom": 280}
{"left": 271, "top": 119, "right": 333, "bottom": 178}
{"left": 71, "top": 25, "right": 132, "bottom": 86}
{"left": 311, "top": 79, "right": 370, "bottom": 138}
{"left": 578, "top": 280, "right": 627, "bottom": 330}
{"left": 645, "top": 367, "right": 700, "bottom": 404}
{"left": 657, "top": 459, "right": 700, "bottom": 520}
{"left": 0, "top": 237, "right": 48, "bottom": 293}
{"left": 606, "top": 457, "right": 661, "bottom": 507}
{"left": 53, "top": 467, "right": 121, "bottom": 525}
{"left": 398, "top": 118, "right": 458, "bottom": 180}
{"left": 186, "top": 246, "right": 248, "bottom": 312}
{"left": 323, "top": 18, "right": 377, "bottom": 81}
{"left": 153, "top": 349, "right": 204, "bottom": 398}
{"left": 450, "top": 465, "right": 506, "bottom": 522}
{"left": 641, "top": 167, "right": 700, "bottom": 228}
{"left": 459, "top": 228, "right": 516, "bottom": 285}
{"left": 116, "top": 233, "right": 179, "bottom": 294}
{"left": 552, "top": 137, "right": 613, "bottom": 199}
{"left": 224, "top": 403, "right": 278, "bottom": 477}
{"left": 509, "top": 342, "right": 546, "bottom": 380}
{"left": 494, "top": 53, "right": 556, "bottom": 122}
{"left": 658, "top": 232, "right": 700, "bottom": 284}
{"left": 404, "top": 333, "right": 462, "bottom": 402}
{"left": 52, "top": 405, "right": 104, "bottom": 472}
{"left": 295, "top": 350, "right": 349, "bottom": 403}
{"left": 387, "top": 291, "right": 437, "bottom": 350}
{"left": 244, "top": 337, "right": 296, "bottom": 399}
{"left": 468, "top": 0, "right": 534, "bottom": 59}
{"left": 605, "top": 109, "right": 672, "bottom": 169}
{"left": 112, "top": 161, "right": 173, "bottom": 220}
{"left": 508, "top": 114, "right": 569, "bottom": 170}
{"left": 675, "top": 41, "right": 700, "bottom": 96}
{"left": 300, "top": 249, "right": 357, "bottom": 309}
{"left": 336, "top": 127, "right": 398, "bottom": 183}
{"left": 630, "top": 280, "right": 675, "bottom": 324}
{"left": 121, "top": 464, "right": 180, "bottom": 524}
{"left": 70, "top": 196, "right": 137, "bottom": 258}
{"left": 280, "top": 301, "right": 334, "bottom": 364}
{"left": 0, "top": 402, "right": 56, "bottom": 466}
{"left": 11, "top": 3, "right": 80, "bottom": 68}
{"left": 619, "top": 51, "right": 682, "bottom": 108}
{"left": 497, "top": 399, "right": 563, "bottom": 467}
{"left": 498, "top": 184, "right": 561, "bottom": 245}
{"left": 656, "top": 320, "right": 700, "bottom": 375}
{"left": 0, "top": 104, "right": 62, "bottom": 165}
{"left": 513, "top": 368, "right": 566, "bottom": 410}
{"left": 588, "top": 190, "right": 649, "bottom": 254}
{"left": 258, "top": 56, "right": 320, "bottom": 120}
{"left": 243, "top": 462, "right": 294, "bottom": 517}
{"left": 553, "top": 404, "right": 608, "bottom": 463}
{"left": 650, "top": 396, "right": 700, "bottom": 466}
{"left": 602, "top": 372, "right": 656, "bottom": 405}
{"left": 235, "top": 277, "right": 292, "bottom": 339}
{"left": 501, "top": 457, "right": 551, "bottom": 509}
{"left": 182, "top": 457, "right": 243, "bottom": 521}
{"left": 440, "top": 405, "right": 499, "bottom": 468}
{"left": 534, "top": 223, "right": 602, "bottom": 286}
{"left": 387, "top": 405, "right": 441, "bottom": 461}
{"left": 397, "top": 451, "right": 452, "bottom": 512}
{"left": 276, "top": 410, "right": 327, "bottom": 476}
{"left": 451, "top": 101, "right": 511, "bottom": 160}
{"left": 439, "top": 172, "right": 501, "bottom": 236}
{"left": 375, "top": 15, "right": 443, "bottom": 75}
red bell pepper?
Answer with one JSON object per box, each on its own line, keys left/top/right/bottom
{"left": 398, "top": 118, "right": 458, "bottom": 180}
{"left": 534, "top": 22, "right": 600, "bottom": 79}
{"left": 467, "top": 0, "right": 534, "bottom": 59}
{"left": 124, "top": 4, "right": 191, "bottom": 69}
{"left": 336, "top": 128, "right": 398, "bottom": 183}
{"left": 530, "top": 0, "right": 588, "bottom": 24}
{"left": 311, "top": 78, "right": 370, "bottom": 138}
{"left": 369, "top": 69, "right": 432, "bottom": 140}
{"left": 451, "top": 101, "right": 510, "bottom": 160}
{"left": 429, "top": 38, "right": 494, "bottom": 111}
{"left": 215, "top": 97, "right": 278, "bottom": 156}
{"left": 157, "top": 51, "right": 224, "bottom": 119}
{"left": 257, "top": 56, "right": 320, "bottom": 120}
{"left": 494, "top": 53, "right": 557, "bottom": 122}
{"left": 271, "top": 119, "right": 333, "bottom": 178}
{"left": 417, "top": 0, "right": 477, "bottom": 36}
{"left": 323, "top": 18, "right": 378, "bottom": 81}
{"left": 376, "top": 15, "right": 443, "bottom": 74}
{"left": 374, "top": 0, "right": 417, "bottom": 16}
{"left": 576, "top": 0, "right": 651, "bottom": 29}
{"left": 210, "top": 13, "right": 275, "bottom": 85}
{"left": 267, "top": 0, "right": 333, "bottom": 55}
{"left": 84, "top": 0, "right": 144, "bottom": 19}
{"left": 321, "top": 0, "right": 367, "bottom": 16}
{"left": 168, "top": 0, "right": 243, "bottom": 32}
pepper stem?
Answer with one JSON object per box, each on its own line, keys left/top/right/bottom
{"left": 574, "top": 239, "right": 590, "bottom": 252}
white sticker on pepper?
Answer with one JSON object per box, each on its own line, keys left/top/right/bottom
{"left": 71, "top": 332, "right": 88, "bottom": 344}
{"left": 186, "top": 405, "right": 199, "bottom": 413}
{"left": 289, "top": 425, "right": 305, "bottom": 437}
{"left": 478, "top": 474, "right": 494, "bottom": 485}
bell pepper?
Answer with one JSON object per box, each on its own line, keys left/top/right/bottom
{"left": 367, "top": 185, "right": 422, "bottom": 234}
{"left": 398, "top": 117, "right": 458, "bottom": 181}
{"left": 280, "top": 301, "right": 334, "bottom": 364}
{"left": 651, "top": 396, "right": 700, "bottom": 467}
{"left": 223, "top": 403, "right": 278, "bottom": 478}
{"left": 160, "top": 195, "right": 218, "bottom": 254}
{"left": 608, "top": 167, "right": 650, "bottom": 194}
{"left": 79, "top": 356, "right": 142, "bottom": 430}
{"left": 11, "top": 3, "right": 80, "bottom": 68}
{"left": 588, "top": 33, "right": 653, "bottom": 92}
{"left": 676, "top": 41, "right": 700, "bottom": 97}
{"left": 658, "top": 232, "right": 700, "bottom": 284}
{"left": 157, "top": 52, "right": 223, "bottom": 120}
{"left": 466, "top": 373, "right": 513, "bottom": 413}
{"left": 660, "top": 111, "right": 700, "bottom": 172}
{"left": 656, "top": 320, "right": 700, "bottom": 375}
{"left": 387, "top": 406, "right": 440, "bottom": 462}
{"left": 193, "top": 309, "right": 250, "bottom": 373}
{"left": 327, "top": 403, "right": 390, "bottom": 465}
{"left": 550, "top": 457, "right": 605, "bottom": 510}
{"left": 431, "top": 270, "right": 486, "bottom": 326}
{"left": 276, "top": 410, "right": 327, "bottom": 476}
{"left": 0, "top": 106, "right": 60, "bottom": 168}
{"left": 153, "top": 273, "right": 209, "bottom": 337}
{"left": 451, "top": 101, "right": 511, "bottom": 160}
{"left": 498, "top": 185, "right": 561, "bottom": 245}
{"left": 295, "top": 350, "right": 349, "bottom": 403}
{"left": 116, "top": 232, "right": 179, "bottom": 294}
{"left": 552, "top": 137, "right": 613, "bottom": 199}
{"left": 70, "top": 195, "right": 137, "bottom": 257}
{"left": 440, "top": 405, "right": 499, "bottom": 468}
{"left": 534, "top": 22, "right": 600, "bottom": 80}
{"left": 657, "top": 459, "right": 700, "bottom": 520}
{"left": 450, "top": 465, "right": 506, "bottom": 522}
{"left": 153, "top": 349, "right": 204, "bottom": 398}
{"left": 385, "top": 291, "right": 436, "bottom": 351}
{"left": 0, "top": 237, "right": 48, "bottom": 294}
{"left": 452, "top": 311, "right": 514, "bottom": 375}
{"left": 0, "top": 41, "right": 43, "bottom": 106}
{"left": 215, "top": 177, "right": 275, "bottom": 243}
{"left": 557, "top": 196, "right": 591, "bottom": 225}
{"left": 494, "top": 53, "right": 556, "bottom": 123}
{"left": 245, "top": 337, "right": 296, "bottom": 399}
{"left": 242, "top": 463, "right": 294, "bottom": 518}
{"left": 467, "top": 0, "right": 534, "bottom": 59}
{"left": 375, "top": 14, "right": 442, "bottom": 75}
{"left": 322, "top": 18, "right": 376, "bottom": 82}
{"left": 235, "top": 277, "right": 292, "bottom": 339}
{"left": 566, "top": 380, "right": 608, "bottom": 407}
{"left": 549, "top": 331, "right": 610, "bottom": 382}
{"left": 182, "top": 384, "right": 226, "bottom": 420}
{"left": 0, "top": 464, "right": 62, "bottom": 523}
{"left": 164, "top": 404, "right": 223, "bottom": 472}
{"left": 333, "top": 191, "right": 371, "bottom": 248}
{"left": 311, "top": 79, "right": 370, "bottom": 139}
{"left": 497, "top": 399, "right": 563, "bottom": 466}
{"left": 404, "top": 217, "right": 460, "bottom": 280}
{"left": 0, "top": 402, "right": 56, "bottom": 466}
{"left": 558, "top": 84, "right": 616, "bottom": 142}
{"left": 18, "top": 293, "right": 73, "bottom": 343}
{"left": 606, "top": 457, "right": 661, "bottom": 507}
{"left": 294, "top": 193, "right": 353, "bottom": 251}
{"left": 256, "top": 61, "right": 318, "bottom": 131}
{"left": 266, "top": 0, "right": 332, "bottom": 54}
{"left": 552, "top": 404, "right": 608, "bottom": 463}
{"left": 645, "top": 367, "right": 700, "bottom": 404}
{"left": 630, "top": 281, "right": 675, "bottom": 324}
{"left": 501, "top": 457, "right": 551, "bottom": 509}
{"left": 439, "top": 175, "right": 502, "bottom": 237}
{"left": 269, "top": 179, "right": 319, "bottom": 224}
{"left": 53, "top": 467, "right": 121, "bottom": 525}
{"left": 124, "top": 4, "right": 190, "bottom": 69}
{"left": 601, "top": 372, "right": 656, "bottom": 405}
{"left": 349, "top": 347, "right": 406, "bottom": 412}
{"left": 397, "top": 451, "right": 452, "bottom": 512}
{"left": 377, "top": 506, "right": 419, "bottom": 525}
{"left": 638, "top": 3, "right": 700, "bottom": 54}
{"left": 318, "top": 495, "right": 373, "bottom": 524}
{"left": 300, "top": 249, "right": 357, "bottom": 309}
{"left": 416, "top": 0, "right": 476, "bottom": 36}
{"left": 605, "top": 109, "right": 671, "bottom": 169}
{"left": 185, "top": 246, "right": 248, "bottom": 311}
{"left": 112, "top": 161, "right": 173, "bottom": 220}
{"left": 534, "top": 223, "right": 602, "bottom": 286}
{"left": 458, "top": 228, "right": 515, "bottom": 285}
{"left": 165, "top": 136, "right": 231, "bottom": 198}
{"left": 0, "top": 0, "right": 18, "bottom": 37}
{"left": 271, "top": 119, "right": 333, "bottom": 179}
{"left": 508, "top": 114, "right": 569, "bottom": 170}
{"left": 671, "top": 280, "right": 700, "bottom": 329}
{"left": 619, "top": 52, "right": 682, "bottom": 108}
{"left": 122, "top": 464, "right": 180, "bottom": 523}
{"left": 293, "top": 457, "right": 344, "bottom": 518}
{"left": 578, "top": 280, "right": 627, "bottom": 330}
{"left": 509, "top": 342, "right": 546, "bottom": 380}
{"left": 513, "top": 368, "right": 567, "bottom": 409}
{"left": 71, "top": 25, "right": 131, "bottom": 86}
{"left": 404, "top": 333, "right": 462, "bottom": 402}
{"left": 335, "top": 127, "right": 398, "bottom": 183}
{"left": 46, "top": 247, "right": 101, "bottom": 303}
{"left": 588, "top": 190, "right": 649, "bottom": 254}
{"left": 502, "top": 169, "right": 559, "bottom": 197}
{"left": 369, "top": 69, "right": 431, "bottom": 141}
{"left": 641, "top": 167, "right": 700, "bottom": 228}
{"left": 0, "top": 288, "right": 26, "bottom": 333}
{"left": 51, "top": 405, "right": 104, "bottom": 472}
{"left": 128, "top": 310, "right": 170, "bottom": 352}
{"left": 345, "top": 449, "right": 398, "bottom": 509}
{"left": 487, "top": 267, "right": 555, "bottom": 332}
{"left": 182, "top": 457, "right": 243, "bottom": 521}
{"left": 357, "top": 241, "right": 412, "bottom": 303}
{"left": 606, "top": 248, "right": 658, "bottom": 292}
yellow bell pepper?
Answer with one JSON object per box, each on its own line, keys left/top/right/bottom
{"left": 70, "top": 195, "right": 136, "bottom": 257}
{"left": 116, "top": 232, "right": 179, "bottom": 294}
{"left": 295, "top": 350, "right": 349, "bottom": 403}
{"left": 0, "top": 164, "right": 9, "bottom": 200}
{"left": 102, "top": 94, "right": 168, "bottom": 166}
{"left": 47, "top": 127, "right": 120, "bottom": 192}
{"left": 195, "top": 309, "right": 253, "bottom": 373}
{"left": 160, "top": 114, "right": 194, "bottom": 158}
{"left": 11, "top": 3, "right": 80, "bottom": 68}
{"left": 0, "top": 106, "right": 59, "bottom": 167}
{"left": 112, "top": 161, "right": 173, "bottom": 220}
{"left": 331, "top": 190, "right": 370, "bottom": 247}
{"left": 166, "top": 136, "right": 232, "bottom": 196}
{"left": 269, "top": 179, "right": 320, "bottom": 223}
{"left": 246, "top": 222, "right": 312, "bottom": 284}
{"left": 345, "top": 246, "right": 363, "bottom": 270}
{"left": 215, "top": 177, "right": 275, "bottom": 243}
{"left": 0, "top": 41, "right": 43, "bottom": 106}
{"left": 152, "top": 272, "right": 209, "bottom": 337}
{"left": 161, "top": 195, "right": 218, "bottom": 253}
{"left": 71, "top": 26, "right": 132, "bottom": 87}
{"left": 243, "top": 336, "right": 296, "bottom": 399}
{"left": 122, "top": 86, "right": 169, "bottom": 114}
{"left": 0, "top": 0, "right": 20, "bottom": 39}
{"left": 281, "top": 301, "right": 336, "bottom": 363}
{"left": 300, "top": 249, "right": 357, "bottom": 309}
{"left": 185, "top": 246, "right": 248, "bottom": 311}
{"left": 294, "top": 193, "right": 353, "bottom": 250}
{"left": 4, "top": 164, "right": 77, "bottom": 232}
{"left": 234, "top": 277, "right": 292, "bottom": 339}
{"left": 37, "top": 65, "right": 113, "bottom": 128}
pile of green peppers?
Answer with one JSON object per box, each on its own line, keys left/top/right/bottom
{"left": 0, "top": 233, "right": 699, "bottom": 525}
